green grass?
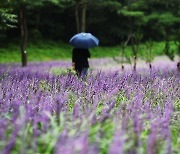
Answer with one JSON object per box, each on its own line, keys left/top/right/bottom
{"left": 0, "top": 40, "right": 178, "bottom": 63}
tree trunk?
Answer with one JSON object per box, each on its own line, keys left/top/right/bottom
{"left": 149, "top": 63, "right": 152, "bottom": 69}
{"left": 133, "top": 55, "right": 137, "bottom": 71}
{"left": 177, "top": 62, "right": 180, "bottom": 72}
{"left": 121, "top": 46, "right": 125, "bottom": 71}
{"left": 121, "top": 65, "right": 124, "bottom": 71}
{"left": 131, "top": 36, "right": 137, "bottom": 71}
{"left": 121, "top": 34, "right": 131, "bottom": 71}
{"left": 75, "top": 1, "right": 87, "bottom": 33}
{"left": 75, "top": 4, "right": 80, "bottom": 33}
{"left": 20, "top": 8, "right": 28, "bottom": 67}
{"left": 81, "top": 2, "right": 86, "bottom": 32}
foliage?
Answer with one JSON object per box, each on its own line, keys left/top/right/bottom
{"left": 0, "top": 0, "right": 179, "bottom": 45}
{"left": 163, "top": 41, "right": 175, "bottom": 61}
{"left": 0, "top": 40, "right": 176, "bottom": 63}
{"left": 0, "top": 1, "right": 17, "bottom": 38}
{"left": 144, "top": 0, "right": 180, "bottom": 40}
{"left": 143, "top": 40, "right": 155, "bottom": 63}
{"left": 0, "top": 0, "right": 180, "bottom": 66}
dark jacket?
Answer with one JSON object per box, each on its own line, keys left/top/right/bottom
{"left": 72, "top": 48, "right": 91, "bottom": 69}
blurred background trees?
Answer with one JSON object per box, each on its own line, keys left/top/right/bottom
{"left": 0, "top": 0, "right": 180, "bottom": 66}
{"left": 0, "top": 0, "right": 17, "bottom": 38}
{"left": 1, "top": 0, "right": 178, "bottom": 45}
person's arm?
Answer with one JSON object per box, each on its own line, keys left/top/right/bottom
{"left": 72, "top": 62, "right": 75, "bottom": 70}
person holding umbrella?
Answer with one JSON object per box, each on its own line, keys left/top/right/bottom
{"left": 69, "top": 32, "right": 99, "bottom": 77}
{"left": 72, "top": 48, "right": 90, "bottom": 77}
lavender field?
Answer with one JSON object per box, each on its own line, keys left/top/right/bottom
{"left": 0, "top": 58, "right": 180, "bottom": 154}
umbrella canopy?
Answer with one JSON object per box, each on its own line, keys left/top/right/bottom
{"left": 69, "top": 32, "right": 99, "bottom": 49}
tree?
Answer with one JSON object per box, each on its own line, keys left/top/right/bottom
{"left": 10, "top": 0, "right": 45, "bottom": 67}
{"left": 131, "top": 33, "right": 143, "bottom": 71}
{"left": 120, "top": 35, "right": 131, "bottom": 70}
{"left": 56, "top": 0, "right": 89, "bottom": 33}
{"left": 163, "top": 41, "right": 175, "bottom": 61}
{"left": 113, "top": 35, "right": 131, "bottom": 71}
{"left": 144, "top": 0, "right": 180, "bottom": 66}
{"left": 0, "top": 0, "right": 17, "bottom": 38}
{"left": 118, "top": 0, "right": 146, "bottom": 71}
{"left": 60, "top": 0, "right": 121, "bottom": 33}
{"left": 75, "top": 0, "right": 87, "bottom": 32}
{"left": 174, "top": 36, "right": 180, "bottom": 71}
{"left": 145, "top": 40, "right": 154, "bottom": 69}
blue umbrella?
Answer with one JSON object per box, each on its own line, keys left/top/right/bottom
{"left": 69, "top": 32, "right": 99, "bottom": 49}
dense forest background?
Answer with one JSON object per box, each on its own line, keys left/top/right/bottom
{"left": 0, "top": 0, "right": 180, "bottom": 67}
{"left": 1, "top": 0, "right": 179, "bottom": 45}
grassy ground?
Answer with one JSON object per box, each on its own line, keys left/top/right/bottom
{"left": 0, "top": 40, "right": 177, "bottom": 63}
